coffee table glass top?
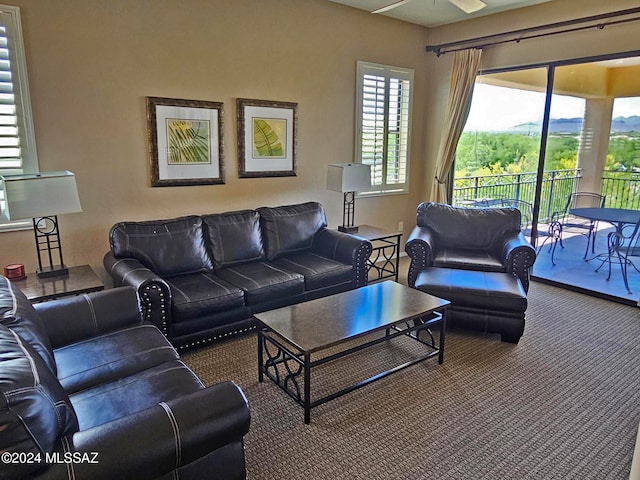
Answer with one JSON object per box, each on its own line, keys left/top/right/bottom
{"left": 253, "top": 281, "right": 449, "bottom": 353}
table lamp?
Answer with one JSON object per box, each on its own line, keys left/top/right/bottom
{"left": 326, "top": 163, "right": 371, "bottom": 233}
{"left": 0, "top": 171, "right": 82, "bottom": 278}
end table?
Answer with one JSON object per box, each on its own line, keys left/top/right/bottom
{"left": 354, "top": 225, "right": 403, "bottom": 283}
{"left": 12, "top": 264, "right": 104, "bottom": 303}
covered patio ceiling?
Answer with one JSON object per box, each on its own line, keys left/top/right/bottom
{"left": 481, "top": 56, "right": 640, "bottom": 99}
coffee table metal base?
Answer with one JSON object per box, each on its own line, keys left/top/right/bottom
{"left": 258, "top": 312, "right": 445, "bottom": 424}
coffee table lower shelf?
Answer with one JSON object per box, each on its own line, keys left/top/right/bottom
{"left": 257, "top": 311, "right": 445, "bottom": 424}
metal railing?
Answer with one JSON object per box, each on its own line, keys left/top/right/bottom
{"left": 453, "top": 169, "right": 581, "bottom": 221}
{"left": 601, "top": 171, "right": 640, "bottom": 209}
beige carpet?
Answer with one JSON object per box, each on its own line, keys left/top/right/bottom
{"left": 182, "top": 281, "right": 640, "bottom": 479}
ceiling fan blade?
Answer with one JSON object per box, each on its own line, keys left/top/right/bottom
{"left": 448, "top": 0, "right": 487, "bottom": 14}
{"left": 372, "top": 0, "right": 414, "bottom": 14}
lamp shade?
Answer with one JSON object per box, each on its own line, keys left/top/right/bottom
{"left": 326, "top": 163, "right": 371, "bottom": 193}
{"left": 1, "top": 171, "right": 82, "bottom": 221}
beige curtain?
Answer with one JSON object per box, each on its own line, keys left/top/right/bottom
{"left": 431, "top": 48, "right": 483, "bottom": 203}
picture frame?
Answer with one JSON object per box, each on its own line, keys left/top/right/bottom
{"left": 237, "top": 98, "right": 298, "bottom": 178}
{"left": 147, "top": 96, "right": 225, "bottom": 187}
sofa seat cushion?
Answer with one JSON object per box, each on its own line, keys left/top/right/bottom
{"left": 415, "top": 268, "right": 527, "bottom": 312}
{"left": 165, "top": 273, "right": 245, "bottom": 322}
{"left": 215, "top": 262, "right": 304, "bottom": 306}
{"left": 69, "top": 360, "right": 204, "bottom": 430}
{"left": 54, "top": 324, "right": 179, "bottom": 394}
{"left": 109, "top": 216, "right": 213, "bottom": 277}
{"left": 0, "top": 277, "right": 56, "bottom": 373}
{"left": 433, "top": 248, "right": 505, "bottom": 272}
{"left": 202, "top": 210, "right": 265, "bottom": 269}
{"left": 257, "top": 202, "right": 327, "bottom": 261}
{"left": 272, "top": 253, "right": 352, "bottom": 290}
{"left": 0, "top": 325, "right": 78, "bottom": 478}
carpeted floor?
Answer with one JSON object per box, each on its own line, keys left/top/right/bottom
{"left": 182, "top": 280, "right": 640, "bottom": 479}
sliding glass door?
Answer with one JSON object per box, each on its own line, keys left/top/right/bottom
{"left": 454, "top": 67, "right": 548, "bottom": 241}
{"left": 453, "top": 55, "right": 640, "bottom": 304}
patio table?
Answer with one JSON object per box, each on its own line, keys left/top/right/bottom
{"left": 570, "top": 207, "right": 640, "bottom": 293}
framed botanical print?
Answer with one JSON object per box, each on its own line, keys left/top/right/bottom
{"left": 147, "top": 96, "right": 225, "bottom": 186}
{"left": 237, "top": 98, "right": 298, "bottom": 178}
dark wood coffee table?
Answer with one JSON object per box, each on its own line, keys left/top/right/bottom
{"left": 254, "top": 281, "right": 450, "bottom": 423}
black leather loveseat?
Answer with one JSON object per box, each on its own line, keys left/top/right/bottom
{"left": 0, "top": 276, "right": 250, "bottom": 480}
{"left": 104, "top": 202, "right": 372, "bottom": 350}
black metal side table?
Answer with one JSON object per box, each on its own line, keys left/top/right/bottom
{"left": 354, "top": 225, "right": 403, "bottom": 283}
{"left": 12, "top": 264, "right": 104, "bottom": 303}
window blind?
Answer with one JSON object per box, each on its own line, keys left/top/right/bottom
{"left": 0, "top": 24, "right": 21, "bottom": 171}
{"left": 0, "top": 5, "right": 38, "bottom": 230}
{"left": 356, "top": 61, "right": 413, "bottom": 194}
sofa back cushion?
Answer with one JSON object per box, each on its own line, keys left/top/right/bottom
{"left": 202, "top": 210, "right": 265, "bottom": 269}
{"left": 0, "top": 326, "right": 78, "bottom": 478}
{"left": 109, "top": 216, "right": 213, "bottom": 277}
{"left": 257, "top": 202, "right": 327, "bottom": 261}
{"left": 417, "top": 202, "right": 521, "bottom": 250}
{"left": 0, "top": 277, "right": 56, "bottom": 374}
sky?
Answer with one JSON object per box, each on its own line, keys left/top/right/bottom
{"left": 464, "top": 83, "right": 640, "bottom": 132}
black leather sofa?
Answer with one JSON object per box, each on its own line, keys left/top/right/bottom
{"left": 406, "top": 202, "right": 537, "bottom": 343}
{"left": 0, "top": 277, "right": 250, "bottom": 480}
{"left": 104, "top": 202, "right": 372, "bottom": 350}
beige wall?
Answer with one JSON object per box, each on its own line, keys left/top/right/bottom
{"left": 0, "top": 0, "right": 429, "bottom": 281}
{"left": 2, "top": 0, "right": 639, "bottom": 283}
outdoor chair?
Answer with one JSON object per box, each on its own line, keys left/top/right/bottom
{"left": 501, "top": 199, "right": 561, "bottom": 265}
{"left": 557, "top": 192, "right": 606, "bottom": 258}
{"left": 595, "top": 216, "right": 640, "bottom": 294}
{"left": 500, "top": 199, "right": 532, "bottom": 231}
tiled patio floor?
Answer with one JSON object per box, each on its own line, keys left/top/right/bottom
{"left": 530, "top": 225, "right": 640, "bottom": 306}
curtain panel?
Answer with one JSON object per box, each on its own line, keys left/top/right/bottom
{"left": 431, "top": 48, "right": 483, "bottom": 203}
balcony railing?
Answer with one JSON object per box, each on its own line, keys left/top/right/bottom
{"left": 453, "top": 169, "right": 580, "bottom": 221}
{"left": 601, "top": 171, "right": 640, "bottom": 209}
{"left": 454, "top": 168, "right": 640, "bottom": 219}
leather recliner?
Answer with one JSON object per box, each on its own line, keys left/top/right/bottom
{"left": 405, "top": 202, "right": 537, "bottom": 343}
{"left": 0, "top": 276, "right": 250, "bottom": 480}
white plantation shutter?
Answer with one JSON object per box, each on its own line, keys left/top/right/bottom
{"left": 0, "top": 5, "right": 38, "bottom": 229}
{"left": 356, "top": 61, "right": 413, "bottom": 194}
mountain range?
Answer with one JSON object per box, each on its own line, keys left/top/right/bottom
{"left": 508, "top": 115, "right": 640, "bottom": 134}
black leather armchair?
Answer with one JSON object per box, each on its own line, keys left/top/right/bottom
{"left": 406, "top": 202, "right": 537, "bottom": 343}
{"left": 406, "top": 202, "right": 536, "bottom": 291}
{"left": 0, "top": 277, "right": 250, "bottom": 480}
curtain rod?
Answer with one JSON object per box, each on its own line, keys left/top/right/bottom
{"left": 426, "top": 7, "right": 640, "bottom": 56}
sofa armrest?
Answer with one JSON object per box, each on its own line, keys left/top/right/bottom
{"left": 35, "top": 381, "right": 250, "bottom": 480}
{"left": 33, "top": 287, "right": 142, "bottom": 348}
{"left": 312, "top": 228, "right": 372, "bottom": 287}
{"left": 501, "top": 233, "right": 537, "bottom": 292}
{"left": 404, "top": 226, "right": 435, "bottom": 287}
{"left": 103, "top": 252, "right": 172, "bottom": 336}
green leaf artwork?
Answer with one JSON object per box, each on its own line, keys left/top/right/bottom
{"left": 253, "top": 118, "right": 286, "bottom": 158}
{"left": 166, "top": 118, "right": 211, "bottom": 164}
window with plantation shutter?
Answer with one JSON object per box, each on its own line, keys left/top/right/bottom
{"left": 0, "top": 5, "right": 38, "bottom": 230}
{"left": 355, "top": 61, "right": 413, "bottom": 195}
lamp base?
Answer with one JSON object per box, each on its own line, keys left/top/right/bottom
{"left": 36, "top": 265, "right": 69, "bottom": 279}
{"left": 338, "top": 225, "right": 360, "bottom": 233}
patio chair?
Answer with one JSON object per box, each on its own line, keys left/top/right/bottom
{"left": 595, "top": 216, "right": 640, "bottom": 294}
{"left": 557, "top": 192, "right": 606, "bottom": 258}
{"left": 501, "top": 199, "right": 561, "bottom": 265}
{"left": 500, "top": 199, "right": 532, "bottom": 231}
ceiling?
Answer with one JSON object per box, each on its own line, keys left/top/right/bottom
{"left": 327, "top": 0, "right": 555, "bottom": 27}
